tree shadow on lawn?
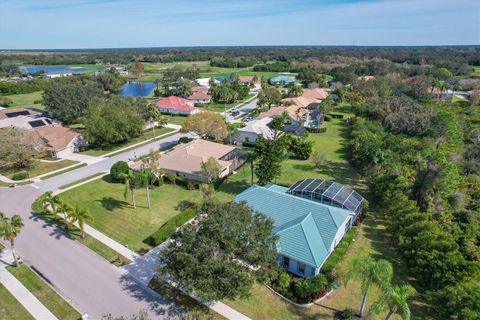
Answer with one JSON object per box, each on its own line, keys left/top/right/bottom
{"left": 96, "top": 196, "right": 129, "bottom": 211}
{"left": 175, "top": 200, "right": 197, "bottom": 212}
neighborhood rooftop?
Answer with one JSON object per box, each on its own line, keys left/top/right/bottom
{"left": 235, "top": 183, "right": 353, "bottom": 269}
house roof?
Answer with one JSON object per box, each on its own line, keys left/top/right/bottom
{"left": 188, "top": 92, "right": 212, "bottom": 100}
{"left": 0, "top": 108, "right": 40, "bottom": 120}
{"left": 301, "top": 88, "right": 329, "bottom": 100}
{"left": 155, "top": 96, "right": 198, "bottom": 112}
{"left": 0, "top": 115, "right": 52, "bottom": 130}
{"left": 238, "top": 118, "right": 274, "bottom": 139}
{"left": 135, "top": 139, "right": 236, "bottom": 175}
{"left": 235, "top": 184, "right": 351, "bottom": 267}
{"left": 192, "top": 86, "right": 209, "bottom": 93}
{"left": 239, "top": 76, "right": 256, "bottom": 83}
{"left": 34, "top": 126, "right": 79, "bottom": 151}
{"left": 284, "top": 124, "right": 306, "bottom": 136}
{"left": 269, "top": 75, "right": 295, "bottom": 83}
{"left": 257, "top": 106, "right": 288, "bottom": 120}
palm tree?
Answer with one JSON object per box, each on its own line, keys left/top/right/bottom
{"left": 345, "top": 256, "right": 393, "bottom": 317}
{"left": 68, "top": 205, "right": 93, "bottom": 238}
{"left": 0, "top": 213, "right": 24, "bottom": 267}
{"left": 370, "top": 284, "right": 416, "bottom": 320}
{"left": 58, "top": 202, "right": 73, "bottom": 230}
{"left": 241, "top": 150, "right": 256, "bottom": 186}
{"left": 41, "top": 191, "right": 61, "bottom": 215}
{"left": 138, "top": 170, "right": 152, "bottom": 209}
{"left": 120, "top": 170, "right": 137, "bottom": 209}
{"left": 227, "top": 123, "right": 238, "bottom": 145}
{"left": 148, "top": 104, "right": 165, "bottom": 138}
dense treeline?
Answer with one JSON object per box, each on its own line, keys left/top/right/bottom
{"left": 347, "top": 76, "right": 480, "bottom": 319}
{"left": 1, "top": 47, "right": 478, "bottom": 75}
{"left": 0, "top": 79, "right": 48, "bottom": 95}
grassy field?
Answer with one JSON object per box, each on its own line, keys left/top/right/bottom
{"left": 164, "top": 115, "right": 188, "bottom": 126}
{"left": 1, "top": 159, "right": 78, "bottom": 180}
{"left": 201, "top": 94, "right": 255, "bottom": 113}
{"left": 3, "top": 91, "right": 44, "bottom": 110}
{"left": 7, "top": 264, "right": 80, "bottom": 320}
{"left": 59, "top": 176, "right": 202, "bottom": 253}
{"left": 80, "top": 127, "right": 174, "bottom": 157}
{"left": 472, "top": 66, "right": 480, "bottom": 72}
{"left": 0, "top": 283, "right": 34, "bottom": 320}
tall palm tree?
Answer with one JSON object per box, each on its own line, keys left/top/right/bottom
{"left": 241, "top": 150, "right": 256, "bottom": 186}
{"left": 120, "top": 170, "right": 137, "bottom": 209}
{"left": 345, "top": 256, "right": 393, "bottom": 317}
{"left": 58, "top": 202, "right": 73, "bottom": 230}
{"left": 0, "top": 213, "right": 24, "bottom": 267}
{"left": 68, "top": 205, "right": 93, "bottom": 238}
{"left": 41, "top": 191, "right": 61, "bottom": 215}
{"left": 138, "top": 170, "right": 152, "bottom": 209}
{"left": 370, "top": 284, "right": 416, "bottom": 320}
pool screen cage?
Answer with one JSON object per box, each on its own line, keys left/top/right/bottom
{"left": 286, "top": 179, "right": 364, "bottom": 215}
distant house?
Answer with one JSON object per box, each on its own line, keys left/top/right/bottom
{"left": 155, "top": 96, "right": 200, "bottom": 115}
{"left": 238, "top": 76, "right": 260, "bottom": 86}
{"left": 234, "top": 117, "right": 274, "bottom": 143}
{"left": 34, "top": 126, "right": 86, "bottom": 158}
{"left": 257, "top": 106, "right": 288, "bottom": 120}
{"left": 429, "top": 87, "right": 452, "bottom": 100}
{"left": 196, "top": 78, "right": 212, "bottom": 87}
{"left": 269, "top": 75, "right": 295, "bottom": 85}
{"left": 42, "top": 71, "right": 74, "bottom": 78}
{"left": 235, "top": 179, "right": 364, "bottom": 278}
{"left": 192, "top": 86, "right": 209, "bottom": 94}
{"left": 131, "top": 139, "right": 244, "bottom": 183}
{"left": 114, "top": 66, "right": 129, "bottom": 75}
{"left": 282, "top": 88, "right": 329, "bottom": 128}
{"left": 188, "top": 92, "right": 212, "bottom": 104}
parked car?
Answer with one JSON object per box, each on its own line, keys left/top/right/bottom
{"left": 231, "top": 110, "right": 240, "bottom": 116}
{"left": 244, "top": 115, "right": 253, "bottom": 121}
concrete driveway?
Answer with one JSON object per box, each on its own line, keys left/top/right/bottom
{"left": 0, "top": 132, "right": 195, "bottom": 319}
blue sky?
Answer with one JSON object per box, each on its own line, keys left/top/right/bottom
{"left": 0, "top": 0, "right": 479, "bottom": 49}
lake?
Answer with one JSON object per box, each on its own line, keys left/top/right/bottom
{"left": 119, "top": 82, "right": 156, "bottom": 97}
{"left": 20, "top": 65, "right": 97, "bottom": 74}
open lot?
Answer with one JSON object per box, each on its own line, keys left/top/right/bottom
{"left": 7, "top": 264, "right": 80, "bottom": 320}
{"left": 3, "top": 91, "right": 45, "bottom": 110}
{"left": 59, "top": 176, "right": 201, "bottom": 253}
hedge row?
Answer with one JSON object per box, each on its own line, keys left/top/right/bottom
{"left": 146, "top": 208, "right": 197, "bottom": 246}
{"left": 306, "top": 127, "right": 327, "bottom": 133}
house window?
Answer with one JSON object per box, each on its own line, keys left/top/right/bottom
{"left": 245, "top": 137, "right": 250, "bottom": 142}
{"left": 297, "top": 262, "right": 305, "bottom": 274}
{"left": 283, "top": 256, "right": 290, "bottom": 268}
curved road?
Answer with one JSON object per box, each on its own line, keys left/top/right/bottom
{"left": 0, "top": 132, "right": 194, "bottom": 319}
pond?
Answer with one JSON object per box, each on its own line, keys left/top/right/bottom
{"left": 119, "top": 82, "right": 156, "bottom": 97}
{"left": 19, "top": 65, "right": 97, "bottom": 74}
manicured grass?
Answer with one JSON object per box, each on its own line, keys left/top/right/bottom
{"left": 472, "top": 66, "right": 480, "bottom": 72}
{"left": 3, "top": 91, "right": 44, "bottom": 110}
{"left": 59, "top": 177, "right": 201, "bottom": 253}
{"left": 0, "top": 283, "right": 35, "bottom": 320}
{"left": 39, "top": 163, "right": 87, "bottom": 180}
{"left": 59, "top": 172, "right": 106, "bottom": 190}
{"left": 1, "top": 160, "right": 78, "bottom": 180}
{"left": 6, "top": 264, "right": 80, "bottom": 320}
{"left": 201, "top": 94, "right": 255, "bottom": 113}
{"left": 80, "top": 127, "right": 174, "bottom": 157}
{"left": 149, "top": 276, "right": 225, "bottom": 320}
{"left": 164, "top": 115, "right": 188, "bottom": 126}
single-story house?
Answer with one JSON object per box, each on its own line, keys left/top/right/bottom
{"left": 34, "top": 126, "right": 86, "bottom": 158}
{"left": 192, "top": 86, "right": 209, "bottom": 94}
{"left": 238, "top": 76, "right": 259, "bottom": 86}
{"left": 155, "top": 96, "right": 200, "bottom": 115}
{"left": 131, "top": 139, "right": 244, "bottom": 183}
{"left": 257, "top": 106, "right": 288, "bottom": 120}
{"left": 235, "top": 179, "right": 364, "bottom": 278}
{"left": 0, "top": 115, "right": 56, "bottom": 130}
{"left": 196, "top": 78, "right": 212, "bottom": 88}
{"left": 188, "top": 92, "right": 212, "bottom": 104}
{"left": 269, "top": 75, "right": 295, "bottom": 85}
{"left": 235, "top": 117, "right": 274, "bottom": 143}
{"left": 42, "top": 71, "right": 75, "bottom": 78}
{"left": 0, "top": 108, "right": 41, "bottom": 120}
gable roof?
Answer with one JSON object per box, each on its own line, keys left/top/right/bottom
{"left": 192, "top": 86, "right": 209, "bottom": 93}
{"left": 235, "top": 184, "right": 351, "bottom": 267}
{"left": 188, "top": 92, "right": 212, "bottom": 100}
{"left": 257, "top": 106, "right": 288, "bottom": 120}
{"left": 155, "top": 96, "right": 197, "bottom": 112}
{"left": 238, "top": 118, "right": 274, "bottom": 139}
{"left": 34, "top": 126, "right": 79, "bottom": 151}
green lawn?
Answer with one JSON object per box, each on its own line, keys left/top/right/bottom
{"left": 0, "top": 283, "right": 34, "bottom": 320}
{"left": 164, "top": 115, "right": 188, "bottom": 126}
{"left": 472, "top": 66, "right": 480, "bottom": 72}
{"left": 1, "top": 160, "right": 78, "bottom": 180}
{"left": 59, "top": 177, "right": 201, "bottom": 253}
{"left": 80, "top": 127, "right": 175, "bottom": 157}
{"left": 6, "top": 265, "right": 80, "bottom": 320}
{"left": 201, "top": 94, "right": 255, "bottom": 113}
{"left": 3, "top": 91, "right": 44, "bottom": 110}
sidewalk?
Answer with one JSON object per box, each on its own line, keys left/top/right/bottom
{"left": 0, "top": 249, "right": 58, "bottom": 320}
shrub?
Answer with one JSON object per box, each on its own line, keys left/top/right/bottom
{"left": 324, "top": 115, "right": 332, "bottom": 121}
{"left": 335, "top": 308, "right": 355, "bottom": 320}
{"left": 0, "top": 97, "right": 13, "bottom": 108}
{"left": 322, "top": 227, "right": 358, "bottom": 273}
{"left": 283, "top": 135, "right": 313, "bottom": 160}
{"left": 307, "top": 127, "right": 327, "bottom": 133}
{"left": 33, "top": 99, "right": 43, "bottom": 104}
{"left": 242, "top": 141, "right": 257, "bottom": 148}
{"left": 11, "top": 171, "right": 28, "bottom": 180}
{"left": 146, "top": 208, "right": 197, "bottom": 246}
{"left": 178, "top": 137, "right": 192, "bottom": 144}
{"left": 311, "top": 149, "right": 328, "bottom": 169}
{"left": 110, "top": 161, "right": 130, "bottom": 182}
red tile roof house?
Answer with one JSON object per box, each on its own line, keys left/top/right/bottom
{"left": 188, "top": 92, "right": 212, "bottom": 104}
{"left": 155, "top": 96, "right": 200, "bottom": 115}
{"left": 191, "top": 86, "right": 209, "bottom": 94}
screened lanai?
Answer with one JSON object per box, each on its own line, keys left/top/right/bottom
{"left": 286, "top": 179, "right": 364, "bottom": 215}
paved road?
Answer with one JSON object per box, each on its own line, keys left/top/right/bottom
{"left": 224, "top": 98, "right": 258, "bottom": 123}
{"left": 0, "top": 132, "right": 194, "bottom": 319}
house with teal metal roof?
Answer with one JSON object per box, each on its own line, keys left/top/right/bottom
{"left": 268, "top": 75, "right": 295, "bottom": 85}
{"left": 235, "top": 181, "right": 362, "bottom": 278}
